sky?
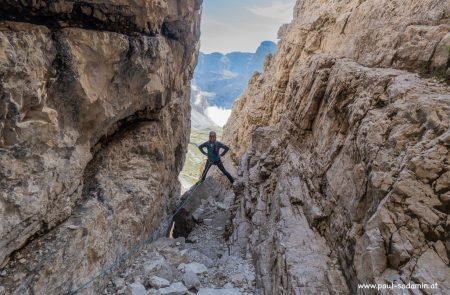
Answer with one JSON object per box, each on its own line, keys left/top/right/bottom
{"left": 201, "top": 0, "right": 297, "bottom": 53}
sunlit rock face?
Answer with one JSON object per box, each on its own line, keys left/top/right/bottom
{"left": 0, "top": 0, "right": 201, "bottom": 293}
{"left": 224, "top": 0, "right": 450, "bottom": 294}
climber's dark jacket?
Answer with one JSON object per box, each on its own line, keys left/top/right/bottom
{"left": 198, "top": 140, "right": 234, "bottom": 184}
{"left": 198, "top": 141, "right": 229, "bottom": 163}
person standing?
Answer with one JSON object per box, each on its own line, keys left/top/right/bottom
{"left": 198, "top": 131, "right": 234, "bottom": 184}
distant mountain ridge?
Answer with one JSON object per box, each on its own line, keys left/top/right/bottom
{"left": 193, "top": 41, "right": 277, "bottom": 109}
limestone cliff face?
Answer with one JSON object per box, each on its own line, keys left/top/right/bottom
{"left": 0, "top": 1, "right": 201, "bottom": 293}
{"left": 224, "top": 0, "right": 450, "bottom": 294}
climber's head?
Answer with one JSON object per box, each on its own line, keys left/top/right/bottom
{"left": 209, "top": 131, "right": 217, "bottom": 143}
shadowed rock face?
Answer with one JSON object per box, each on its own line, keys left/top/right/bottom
{"left": 0, "top": 0, "right": 202, "bottom": 38}
{"left": 0, "top": 0, "right": 201, "bottom": 293}
{"left": 224, "top": 0, "right": 449, "bottom": 294}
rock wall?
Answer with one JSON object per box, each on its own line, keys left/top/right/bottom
{"left": 224, "top": 0, "right": 450, "bottom": 294}
{"left": 0, "top": 1, "right": 201, "bottom": 293}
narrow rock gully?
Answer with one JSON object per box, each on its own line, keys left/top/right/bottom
{"left": 103, "top": 177, "right": 256, "bottom": 295}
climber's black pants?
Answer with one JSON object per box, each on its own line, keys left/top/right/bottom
{"left": 200, "top": 160, "right": 234, "bottom": 184}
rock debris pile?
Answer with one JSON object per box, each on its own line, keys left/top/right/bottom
{"left": 104, "top": 180, "right": 255, "bottom": 295}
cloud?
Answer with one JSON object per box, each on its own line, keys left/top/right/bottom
{"left": 200, "top": 15, "right": 281, "bottom": 53}
{"left": 248, "top": 0, "right": 294, "bottom": 21}
{"left": 206, "top": 106, "right": 232, "bottom": 127}
{"left": 200, "top": 0, "right": 296, "bottom": 53}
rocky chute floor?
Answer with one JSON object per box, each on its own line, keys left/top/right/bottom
{"left": 104, "top": 189, "right": 256, "bottom": 295}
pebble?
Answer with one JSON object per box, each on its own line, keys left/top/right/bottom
{"left": 126, "top": 282, "right": 146, "bottom": 295}
{"left": 197, "top": 288, "right": 242, "bottom": 295}
{"left": 13, "top": 272, "right": 26, "bottom": 282}
{"left": 148, "top": 275, "right": 170, "bottom": 289}
{"left": 182, "top": 271, "right": 201, "bottom": 290}
{"left": 158, "top": 282, "right": 188, "bottom": 295}
{"left": 216, "top": 202, "right": 228, "bottom": 211}
{"left": 183, "top": 262, "right": 208, "bottom": 274}
{"left": 143, "top": 255, "right": 166, "bottom": 273}
{"left": 192, "top": 208, "right": 205, "bottom": 221}
{"left": 188, "top": 236, "right": 199, "bottom": 243}
{"left": 184, "top": 250, "right": 214, "bottom": 267}
{"left": 114, "top": 278, "right": 125, "bottom": 288}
